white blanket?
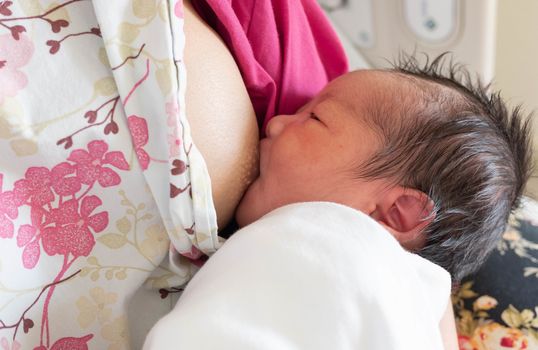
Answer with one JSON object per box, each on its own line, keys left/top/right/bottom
{"left": 143, "top": 202, "right": 451, "bottom": 349}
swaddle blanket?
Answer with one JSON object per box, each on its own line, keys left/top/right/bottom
{"left": 0, "top": 1, "right": 218, "bottom": 349}
{"left": 144, "top": 202, "right": 451, "bottom": 350}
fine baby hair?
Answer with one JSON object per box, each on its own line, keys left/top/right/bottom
{"left": 357, "top": 52, "right": 534, "bottom": 283}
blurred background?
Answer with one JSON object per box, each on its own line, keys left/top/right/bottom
{"left": 319, "top": 0, "right": 538, "bottom": 199}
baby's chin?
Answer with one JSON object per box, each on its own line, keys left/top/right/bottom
{"left": 234, "top": 178, "right": 266, "bottom": 228}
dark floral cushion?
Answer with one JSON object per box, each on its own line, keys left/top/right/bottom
{"left": 452, "top": 197, "right": 538, "bottom": 349}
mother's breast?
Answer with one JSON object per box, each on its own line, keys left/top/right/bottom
{"left": 183, "top": 0, "right": 260, "bottom": 229}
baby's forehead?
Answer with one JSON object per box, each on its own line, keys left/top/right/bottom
{"left": 327, "top": 71, "right": 415, "bottom": 105}
{"left": 331, "top": 70, "right": 463, "bottom": 118}
{"left": 322, "top": 70, "right": 417, "bottom": 120}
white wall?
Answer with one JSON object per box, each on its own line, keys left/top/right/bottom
{"left": 494, "top": 0, "right": 538, "bottom": 198}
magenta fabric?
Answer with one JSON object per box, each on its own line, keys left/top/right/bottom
{"left": 192, "top": 0, "right": 349, "bottom": 134}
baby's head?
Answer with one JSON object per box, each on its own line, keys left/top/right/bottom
{"left": 236, "top": 54, "right": 533, "bottom": 282}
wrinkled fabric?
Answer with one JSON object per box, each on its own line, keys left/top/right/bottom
{"left": 144, "top": 202, "right": 451, "bottom": 350}
{"left": 192, "top": 0, "right": 349, "bottom": 134}
{"left": 0, "top": 1, "right": 217, "bottom": 349}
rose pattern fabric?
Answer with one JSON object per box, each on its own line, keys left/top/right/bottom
{"left": 0, "top": 33, "right": 34, "bottom": 104}
{"left": 0, "top": 174, "right": 19, "bottom": 239}
{"left": 67, "top": 140, "right": 130, "bottom": 187}
{"left": 452, "top": 198, "right": 538, "bottom": 349}
{"left": 0, "top": 1, "right": 218, "bottom": 349}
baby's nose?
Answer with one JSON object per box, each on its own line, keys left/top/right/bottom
{"left": 265, "top": 114, "right": 295, "bottom": 138}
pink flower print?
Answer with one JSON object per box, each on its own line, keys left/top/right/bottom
{"left": 181, "top": 245, "right": 203, "bottom": 260}
{"left": 0, "top": 33, "right": 34, "bottom": 104}
{"left": 174, "top": 0, "right": 184, "bottom": 18}
{"left": 165, "top": 100, "right": 179, "bottom": 127}
{"left": 127, "top": 115, "right": 150, "bottom": 170}
{"left": 49, "top": 334, "right": 93, "bottom": 350}
{"left": 51, "top": 162, "right": 82, "bottom": 196}
{"left": 17, "top": 207, "right": 47, "bottom": 268}
{"left": 21, "top": 238, "right": 40, "bottom": 269}
{"left": 20, "top": 206, "right": 46, "bottom": 246}
{"left": 13, "top": 167, "right": 54, "bottom": 206}
{"left": 0, "top": 175, "right": 18, "bottom": 239}
{"left": 12, "top": 179, "right": 30, "bottom": 207}
{"left": 68, "top": 140, "right": 129, "bottom": 188}
{"left": 17, "top": 224, "right": 36, "bottom": 248}
{"left": 42, "top": 196, "right": 108, "bottom": 258}
{"left": 18, "top": 225, "right": 40, "bottom": 268}
{"left": 168, "top": 131, "right": 181, "bottom": 158}
{"left": 0, "top": 337, "right": 21, "bottom": 350}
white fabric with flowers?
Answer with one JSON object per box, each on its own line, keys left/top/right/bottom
{"left": 0, "top": 1, "right": 218, "bottom": 349}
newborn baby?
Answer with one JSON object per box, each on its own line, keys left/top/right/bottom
{"left": 236, "top": 54, "right": 533, "bottom": 283}
{"left": 143, "top": 55, "right": 532, "bottom": 350}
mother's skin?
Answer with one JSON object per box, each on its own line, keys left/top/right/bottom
{"left": 183, "top": 0, "right": 260, "bottom": 230}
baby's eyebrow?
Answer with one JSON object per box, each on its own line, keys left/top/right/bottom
{"left": 318, "top": 92, "right": 352, "bottom": 116}
{"left": 318, "top": 92, "right": 335, "bottom": 104}
{"left": 311, "top": 93, "right": 335, "bottom": 112}
{"left": 296, "top": 92, "right": 337, "bottom": 115}
{"left": 307, "top": 92, "right": 334, "bottom": 108}
{"left": 296, "top": 103, "right": 309, "bottom": 113}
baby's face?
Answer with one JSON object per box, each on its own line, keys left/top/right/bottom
{"left": 235, "top": 70, "right": 396, "bottom": 227}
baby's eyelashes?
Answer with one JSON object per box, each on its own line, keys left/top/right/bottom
{"left": 310, "top": 112, "right": 321, "bottom": 122}
{"left": 309, "top": 112, "right": 329, "bottom": 128}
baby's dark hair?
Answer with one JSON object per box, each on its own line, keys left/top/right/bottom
{"left": 358, "top": 52, "right": 533, "bottom": 283}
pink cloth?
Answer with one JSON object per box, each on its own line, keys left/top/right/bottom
{"left": 192, "top": 0, "right": 349, "bottom": 134}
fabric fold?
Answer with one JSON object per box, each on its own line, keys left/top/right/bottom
{"left": 92, "top": 0, "right": 220, "bottom": 274}
{"left": 144, "top": 202, "right": 450, "bottom": 350}
{"left": 191, "top": 0, "right": 349, "bottom": 134}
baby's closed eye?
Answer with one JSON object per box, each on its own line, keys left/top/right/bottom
{"left": 310, "top": 112, "right": 322, "bottom": 122}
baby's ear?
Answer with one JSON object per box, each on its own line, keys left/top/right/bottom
{"left": 373, "top": 188, "right": 434, "bottom": 250}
